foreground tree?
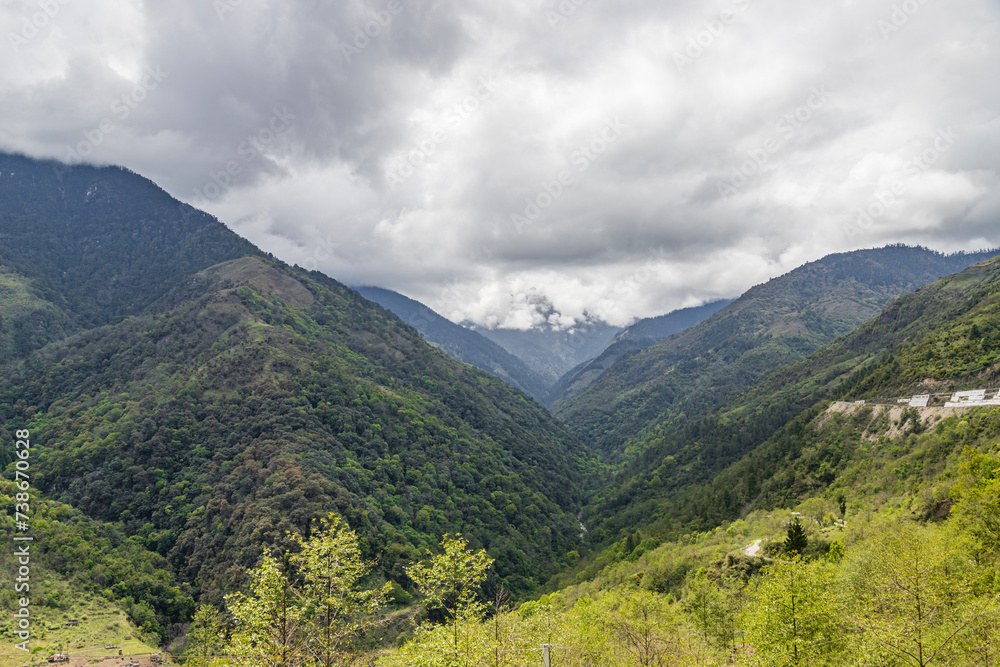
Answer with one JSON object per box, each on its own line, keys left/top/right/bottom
{"left": 226, "top": 551, "right": 308, "bottom": 667}
{"left": 683, "top": 568, "right": 743, "bottom": 654}
{"left": 742, "top": 556, "right": 843, "bottom": 666}
{"left": 950, "top": 448, "right": 1000, "bottom": 559}
{"left": 405, "top": 534, "right": 494, "bottom": 666}
{"left": 291, "top": 514, "right": 392, "bottom": 666}
{"left": 605, "top": 588, "right": 687, "bottom": 666}
{"left": 185, "top": 604, "right": 226, "bottom": 666}
{"left": 222, "top": 514, "right": 390, "bottom": 666}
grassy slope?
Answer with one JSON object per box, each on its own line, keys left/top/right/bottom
{"left": 0, "top": 479, "right": 192, "bottom": 654}
{"left": 0, "top": 594, "right": 163, "bottom": 665}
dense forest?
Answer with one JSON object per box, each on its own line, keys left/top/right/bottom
{"left": 0, "top": 257, "right": 592, "bottom": 606}
{"left": 179, "top": 409, "right": 1000, "bottom": 665}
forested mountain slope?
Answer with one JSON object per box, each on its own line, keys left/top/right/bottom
{"left": 375, "top": 257, "right": 1000, "bottom": 666}
{"left": 0, "top": 256, "right": 591, "bottom": 602}
{"left": 584, "top": 253, "right": 1000, "bottom": 543}
{"left": 354, "top": 286, "right": 550, "bottom": 402}
{"left": 0, "top": 151, "right": 259, "bottom": 363}
{"left": 556, "top": 245, "right": 999, "bottom": 461}
{"left": 550, "top": 299, "right": 732, "bottom": 408}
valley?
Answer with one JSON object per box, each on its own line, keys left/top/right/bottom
{"left": 1, "top": 153, "right": 998, "bottom": 665}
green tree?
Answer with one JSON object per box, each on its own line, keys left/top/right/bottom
{"left": 784, "top": 519, "right": 808, "bottom": 556}
{"left": 684, "top": 567, "right": 741, "bottom": 651}
{"left": 742, "top": 556, "right": 843, "bottom": 666}
{"left": 405, "top": 534, "right": 494, "bottom": 666}
{"left": 683, "top": 569, "right": 743, "bottom": 655}
{"left": 624, "top": 530, "right": 641, "bottom": 557}
{"left": 225, "top": 550, "right": 307, "bottom": 667}
{"left": 842, "top": 521, "right": 999, "bottom": 666}
{"left": 950, "top": 448, "right": 1000, "bottom": 558}
{"left": 185, "top": 604, "right": 226, "bottom": 666}
{"left": 605, "top": 588, "right": 684, "bottom": 667}
{"left": 291, "top": 514, "right": 392, "bottom": 667}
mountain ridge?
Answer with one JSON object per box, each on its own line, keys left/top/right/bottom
{"left": 555, "top": 245, "right": 1000, "bottom": 461}
{"left": 581, "top": 252, "right": 1000, "bottom": 543}
{"left": 353, "top": 286, "right": 550, "bottom": 402}
{"left": 549, "top": 299, "right": 733, "bottom": 408}
{"left": 0, "top": 150, "right": 260, "bottom": 362}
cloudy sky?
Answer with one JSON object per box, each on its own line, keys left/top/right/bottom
{"left": 2, "top": 0, "right": 999, "bottom": 330}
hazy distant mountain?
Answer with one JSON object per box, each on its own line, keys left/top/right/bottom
{"left": 550, "top": 299, "right": 732, "bottom": 408}
{"left": 613, "top": 299, "right": 734, "bottom": 344}
{"left": 353, "top": 286, "right": 550, "bottom": 402}
{"left": 470, "top": 321, "right": 622, "bottom": 386}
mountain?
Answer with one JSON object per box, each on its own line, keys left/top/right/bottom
{"left": 0, "top": 153, "right": 592, "bottom": 613}
{"left": 353, "top": 286, "right": 550, "bottom": 402}
{"left": 0, "top": 151, "right": 258, "bottom": 363}
{"left": 582, "top": 252, "right": 1000, "bottom": 543}
{"left": 613, "top": 299, "right": 735, "bottom": 344}
{"left": 555, "top": 245, "right": 1000, "bottom": 462}
{"left": 471, "top": 320, "right": 622, "bottom": 386}
{"left": 550, "top": 299, "right": 732, "bottom": 408}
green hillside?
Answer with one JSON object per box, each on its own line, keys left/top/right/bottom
{"left": 556, "top": 245, "right": 999, "bottom": 462}
{"left": 384, "top": 402, "right": 1000, "bottom": 666}
{"left": 0, "top": 479, "right": 193, "bottom": 650}
{"left": 424, "top": 257, "right": 1000, "bottom": 667}
{"left": 583, "top": 253, "right": 1000, "bottom": 544}
{"left": 0, "top": 267, "right": 72, "bottom": 364}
